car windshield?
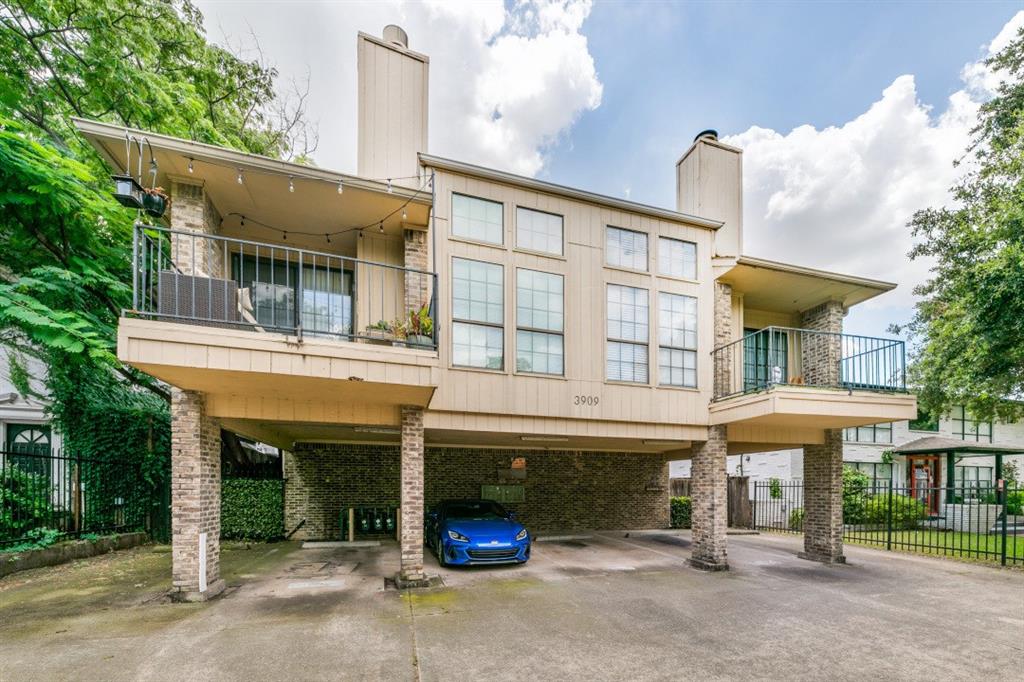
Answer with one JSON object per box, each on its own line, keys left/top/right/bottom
{"left": 444, "top": 501, "right": 508, "bottom": 520}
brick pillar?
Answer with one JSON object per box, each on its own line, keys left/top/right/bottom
{"left": 801, "top": 428, "right": 846, "bottom": 564}
{"left": 690, "top": 425, "right": 729, "bottom": 571}
{"left": 404, "top": 228, "right": 430, "bottom": 313}
{"left": 170, "top": 388, "right": 225, "bottom": 601}
{"left": 170, "top": 179, "right": 224, "bottom": 278}
{"left": 713, "top": 281, "right": 733, "bottom": 398}
{"left": 799, "top": 300, "right": 844, "bottom": 386}
{"left": 398, "top": 405, "right": 428, "bottom": 586}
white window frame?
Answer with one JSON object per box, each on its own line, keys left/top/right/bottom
{"left": 606, "top": 226, "right": 648, "bottom": 271}
{"left": 451, "top": 257, "right": 504, "bottom": 370}
{"left": 515, "top": 207, "right": 564, "bottom": 257}
{"left": 658, "top": 236, "right": 697, "bottom": 280}
{"left": 515, "top": 269, "right": 564, "bottom": 376}
{"left": 657, "top": 292, "right": 698, "bottom": 388}
{"left": 452, "top": 193, "right": 504, "bottom": 245}
{"left": 606, "top": 283, "right": 649, "bottom": 383}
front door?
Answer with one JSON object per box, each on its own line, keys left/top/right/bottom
{"left": 907, "top": 455, "right": 939, "bottom": 515}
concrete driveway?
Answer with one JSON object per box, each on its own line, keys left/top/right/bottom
{"left": 1, "top": 532, "right": 1021, "bottom": 681}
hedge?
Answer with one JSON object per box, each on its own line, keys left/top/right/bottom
{"left": 863, "top": 494, "right": 926, "bottom": 530}
{"left": 670, "top": 496, "right": 692, "bottom": 528}
{"left": 220, "top": 479, "right": 284, "bottom": 541}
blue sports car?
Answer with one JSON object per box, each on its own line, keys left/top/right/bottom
{"left": 426, "top": 499, "right": 531, "bottom": 566}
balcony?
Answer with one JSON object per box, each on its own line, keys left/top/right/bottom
{"left": 118, "top": 225, "right": 440, "bottom": 430}
{"left": 709, "top": 326, "right": 916, "bottom": 430}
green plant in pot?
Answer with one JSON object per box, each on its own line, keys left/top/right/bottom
{"left": 406, "top": 304, "right": 434, "bottom": 347}
{"left": 365, "top": 319, "right": 394, "bottom": 343}
{"left": 142, "top": 186, "right": 171, "bottom": 218}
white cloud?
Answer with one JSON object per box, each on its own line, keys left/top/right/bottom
{"left": 195, "top": 0, "right": 602, "bottom": 177}
{"left": 723, "top": 11, "right": 1023, "bottom": 315}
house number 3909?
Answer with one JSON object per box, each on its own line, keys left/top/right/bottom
{"left": 574, "top": 395, "right": 599, "bottom": 406}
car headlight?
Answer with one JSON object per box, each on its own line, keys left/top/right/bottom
{"left": 447, "top": 529, "right": 469, "bottom": 542}
{"left": 515, "top": 528, "right": 528, "bottom": 541}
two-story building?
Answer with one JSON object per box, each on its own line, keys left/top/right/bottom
{"left": 76, "top": 25, "right": 915, "bottom": 599}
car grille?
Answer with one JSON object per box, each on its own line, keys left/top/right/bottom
{"left": 467, "top": 548, "right": 519, "bottom": 561}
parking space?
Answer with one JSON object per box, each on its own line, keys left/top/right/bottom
{"left": 2, "top": 533, "right": 1021, "bottom": 680}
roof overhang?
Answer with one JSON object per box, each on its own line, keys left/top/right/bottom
{"left": 719, "top": 255, "right": 897, "bottom": 313}
{"left": 419, "top": 153, "right": 723, "bottom": 230}
{"left": 895, "top": 436, "right": 1024, "bottom": 457}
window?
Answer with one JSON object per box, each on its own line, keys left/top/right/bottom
{"left": 743, "top": 328, "right": 788, "bottom": 390}
{"left": 955, "top": 466, "right": 994, "bottom": 498}
{"left": 848, "top": 462, "right": 894, "bottom": 490}
{"left": 607, "top": 284, "right": 649, "bottom": 382}
{"left": 658, "top": 237, "right": 697, "bottom": 280}
{"left": 516, "top": 207, "right": 563, "bottom": 256}
{"left": 606, "top": 226, "right": 648, "bottom": 271}
{"left": 843, "top": 423, "right": 893, "bottom": 444}
{"left": 908, "top": 407, "right": 939, "bottom": 432}
{"left": 452, "top": 258, "right": 504, "bottom": 369}
{"left": 516, "top": 269, "right": 564, "bottom": 375}
{"left": 452, "top": 193, "right": 503, "bottom": 245}
{"left": 5, "top": 424, "right": 51, "bottom": 476}
{"left": 951, "top": 406, "right": 993, "bottom": 442}
{"left": 658, "top": 292, "right": 697, "bottom": 387}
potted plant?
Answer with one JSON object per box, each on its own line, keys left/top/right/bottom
{"left": 365, "top": 320, "right": 394, "bottom": 344}
{"left": 142, "top": 186, "right": 171, "bottom": 218}
{"left": 390, "top": 318, "right": 409, "bottom": 348}
{"left": 406, "top": 304, "right": 434, "bottom": 347}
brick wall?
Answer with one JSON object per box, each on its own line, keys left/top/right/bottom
{"left": 690, "top": 425, "right": 729, "bottom": 569}
{"left": 712, "top": 281, "right": 733, "bottom": 397}
{"left": 800, "top": 300, "right": 844, "bottom": 386}
{"left": 170, "top": 180, "right": 224, "bottom": 278}
{"left": 284, "top": 444, "right": 671, "bottom": 540}
{"left": 802, "top": 428, "right": 845, "bottom": 563}
{"left": 404, "top": 228, "right": 430, "bottom": 313}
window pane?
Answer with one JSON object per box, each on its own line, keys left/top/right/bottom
{"left": 516, "top": 207, "right": 563, "bottom": 256}
{"left": 607, "top": 341, "right": 648, "bottom": 383}
{"left": 452, "top": 258, "right": 503, "bottom": 324}
{"left": 658, "top": 237, "right": 697, "bottom": 279}
{"left": 606, "top": 226, "right": 648, "bottom": 270}
{"left": 453, "top": 322, "right": 503, "bottom": 369}
{"left": 658, "top": 292, "right": 697, "bottom": 349}
{"left": 516, "top": 330, "right": 564, "bottom": 375}
{"left": 453, "top": 193, "right": 503, "bottom": 245}
{"left": 607, "top": 284, "right": 648, "bottom": 342}
{"left": 658, "top": 347, "right": 696, "bottom": 387}
{"left": 517, "top": 269, "right": 563, "bottom": 332}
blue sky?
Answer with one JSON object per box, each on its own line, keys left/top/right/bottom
{"left": 196, "top": 0, "right": 1022, "bottom": 341}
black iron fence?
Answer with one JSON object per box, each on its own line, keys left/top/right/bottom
{"left": 712, "top": 326, "right": 906, "bottom": 400}
{"left": 1, "top": 450, "right": 162, "bottom": 548}
{"left": 753, "top": 479, "right": 1023, "bottom": 566}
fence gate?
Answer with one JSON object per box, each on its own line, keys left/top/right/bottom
{"left": 728, "top": 476, "right": 752, "bottom": 528}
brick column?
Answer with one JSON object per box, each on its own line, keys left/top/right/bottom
{"left": 712, "top": 281, "right": 733, "bottom": 398}
{"left": 169, "top": 179, "right": 224, "bottom": 278}
{"left": 398, "top": 405, "right": 429, "bottom": 587}
{"left": 404, "top": 228, "right": 430, "bottom": 313}
{"left": 170, "top": 388, "right": 225, "bottom": 601}
{"left": 690, "top": 425, "right": 729, "bottom": 571}
{"left": 801, "top": 428, "right": 845, "bottom": 564}
{"left": 799, "top": 300, "right": 844, "bottom": 386}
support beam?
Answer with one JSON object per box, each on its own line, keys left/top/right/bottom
{"left": 800, "top": 428, "right": 845, "bottom": 564}
{"left": 397, "top": 405, "right": 429, "bottom": 587}
{"left": 690, "top": 425, "right": 729, "bottom": 571}
{"left": 170, "top": 389, "right": 225, "bottom": 601}
{"left": 946, "top": 451, "right": 956, "bottom": 504}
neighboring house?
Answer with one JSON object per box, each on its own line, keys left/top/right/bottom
{"left": 0, "top": 349, "right": 61, "bottom": 465}
{"left": 673, "top": 406, "right": 1024, "bottom": 495}
{"left": 75, "top": 25, "right": 915, "bottom": 599}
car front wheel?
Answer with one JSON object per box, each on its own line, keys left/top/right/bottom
{"left": 435, "top": 536, "right": 447, "bottom": 567}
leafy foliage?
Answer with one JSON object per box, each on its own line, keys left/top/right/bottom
{"left": 768, "top": 477, "right": 782, "bottom": 500}
{"left": 669, "top": 496, "right": 692, "bottom": 529}
{"left": 0, "top": 467, "right": 55, "bottom": 539}
{"left": 842, "top": 466, "right": 872, "bottom": 524}
{"left": 1006, "top": 491, "right": 1024, "bottom": 516}
{"left": 221, "top": 479, "right": 284, "bottom": 541}
{"left": 899, "top": 27, "right": 1024, "bottom": 423}
{"left": 788, "top": 507, "right": 804, "bottom": 532}
{"left": 1, "top": 527, "right": 61, "bottom": 553}
{"left": 863, "top": 494, "right": 927, "bottom": 530}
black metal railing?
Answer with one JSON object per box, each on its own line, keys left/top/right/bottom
{"left": 712, "top": 326, "right": 906, "bottom": 400}
{"left": 752, "top": 479, "right": 1023, "bottom": 566}
{"left": 1, "top": 450, "right": 161, "bottom": 548}
{"left": 131, "top": 224, "right": 439, "bottom": 350}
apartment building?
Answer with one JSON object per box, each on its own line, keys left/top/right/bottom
{"left": 76, "top": 25, "right": 915, "bottom": 599}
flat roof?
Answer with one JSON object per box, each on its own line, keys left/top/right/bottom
{"left": 895, "top": 436, "right": 1024, "bottom": 457}
{"left": 419, "top": 153, "right": 723, "bottom": 230}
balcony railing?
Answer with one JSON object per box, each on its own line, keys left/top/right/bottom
{"left": 130, "top": 224, "right": 438, "bottom": 350}
{"left": 712, "top": 326, "right": 906, "bottom": 401}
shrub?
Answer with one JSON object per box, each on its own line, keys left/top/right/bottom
{"left": 1, "top": 527, "right": 62, "bottom": 554}
{"left": 769, "top": 478, "right": 782, "bottom": 499}
{"left": 1005, "top": 491, "right": 1024, "bottom": 516}
{"left": 670, "top": 496, "right": 692, "bottom": 529}
{"left": 221, "top": 479, "right": 284, "bottom": 541}
{"left": 0, "top": 466, "right": 55, "bottom": 540}
{"left": 788, "top": 508, "right": 805, "bottom": 531}
{"left": 863, "top": 494, "right": 926, "bottom": 529}
{"left": 842, "top": 466, "right": 872, "bottom": 524}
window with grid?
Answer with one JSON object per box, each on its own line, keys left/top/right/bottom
{"left": 516, "top": 269, "right": 564, "bottom": 375}
{"left": 843, "top": 422, "right": 893, "bottom": 443}
{"left": 849, "top": 461, "right": 894, "bottom": 490}
{"left": 951, "top": 406, "right": 993, "bottom": 442}
{"left": 606, "top": 226, "right": 648, "bottom": 271}
{"left": 452, "top": 193, "right": 503, "bottom": 245}
{"left": 955, "top": 466, "right": 994, "bottom": 498}
{"left": 516, "top": 207, "right": 563, "bottom": 256}
{"left": 452, "top": 258, "right": 504, "bottom": 369}
{"left": 658, "top": 292, "right": 697, "bottom": 387}
{"left": 658, "top": 237, "right": 697, "bottom": 280}
{"left": 607, "top": 284, "right": 649, "bottom": 382}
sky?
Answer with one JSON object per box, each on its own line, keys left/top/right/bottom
{"left": 194, "top": 0, "right": 1023, "bottom": 339}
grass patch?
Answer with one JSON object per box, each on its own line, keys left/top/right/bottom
{"left": 844, "top": 528, "right": 1024, "bottom": 564}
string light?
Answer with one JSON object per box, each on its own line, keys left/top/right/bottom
{"left": 236, "top": 169, "right": 244, "bottom": 184}
{"left": 326, "top": 234, "right": 331, "bottom": 244}
{"left": 386, "top": 178, "right": 392, "bottom": 193}
{"left": 402, "top": 208, "right": 407, "bottom": 221}
{"left": 337, "top": 180, "right": 344, "bottom": 194}
{"left": 282, "top": 231, "right": 287, "bottom": 241}
{"left": 288, "top": 176, "right": 295, "bottom": 193}
{"left": 187, "top": 158, "right": 194, "bottom": 173}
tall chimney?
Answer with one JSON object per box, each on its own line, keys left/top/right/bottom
{"left": 676, "top": 130, "right": 742, "bottom": 259}
{"left": 357, "top": 26, "right": 429, "bottom": 185}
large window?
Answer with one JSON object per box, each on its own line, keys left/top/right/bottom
{"left": 607, "top": 284, "right": 649, "bottom": 382}
{"left": 516, "top": 207, "right": 563, "bottom": 256}
{"left": 452, "top": 258, "right": 504, "bottom": 369}
{"left": 843, "top": 423, "right": 893, "bottom": 444}
{"left": 452, "top": 193, "right": 503, "bottom": 245}
{"left": 955, "top": 465, "right": 994, "bottom": 498}
{"left": 743, "top": 328, "right": 788, "bottom": 390}
{"left": 606, "top": 226, "right": 648, "bottom": 271}
{"left": 658, "top": 292, "right": 697, "bottom": 387}
{"left": 908, "top": 407, "right": 939, "bottom": 432}
{"left": 516, "top": 269, "right": 564, "bottom": 375}
{"left": 848, "top": 461, "right": 894, "bottom": 489}
{"left": 951, "top": 406, "right": 993, "bottom": 442}
{"left": 658, "top": 237, "right": 697, "bottom": 280}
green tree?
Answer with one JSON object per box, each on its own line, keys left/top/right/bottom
{"left": 899, "top": 27, "right": 1024, "bottom": 424}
